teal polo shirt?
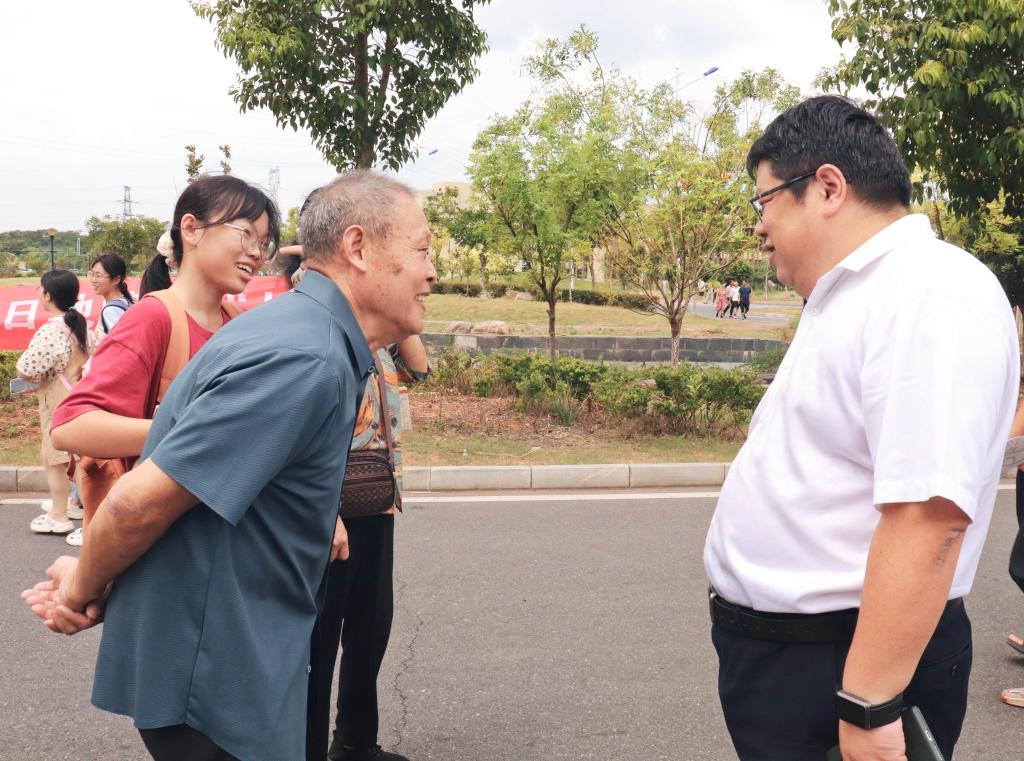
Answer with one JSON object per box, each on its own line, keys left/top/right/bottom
{"left": 91, "top": 271, "right": 373, "bottom": 761}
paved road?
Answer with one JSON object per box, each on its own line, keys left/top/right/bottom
{"left": 687, "top": 298, "right": 799, "bottom": 326}
{"left": 2, "top": 490, "right": 1023, "bottom": 760}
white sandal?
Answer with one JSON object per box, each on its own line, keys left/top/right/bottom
{"left": 30, "top": 512, "right": 74, "bottom": 535}
{"left": 65, "top": 527, "right": 84, "bottom": 547}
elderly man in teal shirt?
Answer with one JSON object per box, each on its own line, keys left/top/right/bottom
{"left": 22, "top": 169, "right": 437, "bottom": 761}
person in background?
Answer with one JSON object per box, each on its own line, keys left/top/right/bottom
{"left": 1001, "top": 401, "right": 1024, "bottom": 707}
{"left": 89, "top": 253, "right": 135, "bottom": 336}
{"left": 714, "top": 283, "right": 729, "bottom": 318}
{"left": 727, "top": 279, "right": 741, "bottom": 318}
{"left": 738, "top": 279, "right": 752, "bottom": 319}
{"left": 17, "top": 270, "right": 97, "bottom": 535}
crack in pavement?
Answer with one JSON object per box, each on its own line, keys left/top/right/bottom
{"left": 390, "top": 574, "right": 425, "bottom": 751}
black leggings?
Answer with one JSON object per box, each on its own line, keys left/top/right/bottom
{"left": 139, "top": 725, "right": 239, "bottom": 761}
{"left": 306, "top": 514, "right": 396, "bottom": 760}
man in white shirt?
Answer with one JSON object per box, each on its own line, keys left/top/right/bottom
{"left": 704, "top": 96, "right": 1019, "bottom": 761}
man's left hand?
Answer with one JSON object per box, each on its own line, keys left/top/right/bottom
{"left": 21, "top": 556, "right": 106, "bottom": 635}
{"left": 838, "top": 718, "right": 906, "bottom": 761}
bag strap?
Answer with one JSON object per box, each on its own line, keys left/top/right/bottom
{"left": 145, "top": 290, "right": 191, "bottom": 403}
{"left": 53, "top": 320, "right": 77, "bottom": 392}
{"left": 144, "top": 291, "right": 241, "bottom": 402}
{"left": 373, "top": 354, "right": 401, "bottom": 510}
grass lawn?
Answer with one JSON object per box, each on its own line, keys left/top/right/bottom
{"left": 402, "top": 429, "right": 741, "bottom": 466}
{"left": 423, "top": 294, "right": 787, "bottom": 339}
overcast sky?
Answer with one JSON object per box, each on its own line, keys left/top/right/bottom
{"left": 0, "top": 0, "right": 843, "bottom": 232}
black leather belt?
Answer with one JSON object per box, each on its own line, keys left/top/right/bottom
{"left": 709, "top": 590, "right": 964, "bottom": 644}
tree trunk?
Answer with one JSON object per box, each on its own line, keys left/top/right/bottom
{"left": 478, "top": 252, "right": 488, "bottom": 298}
{"left": 547, "top": 295, "right": 558, "bottom": 363}
{"left": 932, "top": 202, "right": 946, "bottom": 241}
{"left": 352, "top": 31, "right": 374, "bottom": 169}
{"left": 670, "top": 317, "right": 682, "bottom": 366}
{"left": 591, "top": 250, "right": 597, "bottom": 289}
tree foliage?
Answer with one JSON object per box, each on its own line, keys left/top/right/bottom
{"left": 601, "top": 69, "right": 799, "bottom": 363}
{"left": 192, "top": 0, "right": 491, "bottom": 170}
{"left": 468, "top": 27, "right": 619, "bottom": 361}
{"left": 422, "top": 185, "right": 500, "bottom": 292}
{"left": 825, "top": 0, "right": 1024, "bottom": 216}
{"left": 185, "top": 144, "right": 205, "bottom": 183}
{"left": 84, "top": 215, "right": 167, "bottom": 273}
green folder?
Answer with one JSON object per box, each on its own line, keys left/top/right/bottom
{"left": 826, "top": 706, "right": 945, "bottom": 761}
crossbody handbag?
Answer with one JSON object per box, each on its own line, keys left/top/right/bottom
{"left": 339, "top": 355, "right": 402, "bottom": 518}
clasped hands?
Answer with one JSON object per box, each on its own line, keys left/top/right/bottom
{"left": 21, "top": 556, "right": 108, "bottom": 635}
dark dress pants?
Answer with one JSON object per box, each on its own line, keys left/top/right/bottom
{"left": 1009, "top": 470, "right": 1024, "bottom": 593}
{"left": 712, "top": 601, "right": 972, "bottom": 761}
{"left": 307, "top": 514, "right": 395, "bottom": 761}
{"left": 139, "top": 725, "right": 239, "bottom": 761}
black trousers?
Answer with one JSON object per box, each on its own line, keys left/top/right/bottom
{"left": 1010, "top": 470, "right": 1024, "bottom": 593}
{"left": 712, "top": 600, "right": 972, "bottom": 761}
{"left": 139, "top": 725, "right": 239, "bottom": 761}
{"left": 306, "top": 514, "right": 395, "bottom": 761}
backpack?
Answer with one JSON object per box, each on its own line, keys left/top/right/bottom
{"left": 76, "top": 290, "right": 241, "bottom": 528}
{"left": 100, "top": 297, "right": 131, "bottom": 334}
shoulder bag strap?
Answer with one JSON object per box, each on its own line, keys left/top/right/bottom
{"left": 144, "top": 290, "right": 190, "bottom": 403}
{"left": 373, "top": 354, "right": 401, "bottom": 510}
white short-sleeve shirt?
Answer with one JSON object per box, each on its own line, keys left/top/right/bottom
{"left": 704, "top": 214, "right": 1020, "bottom": 613}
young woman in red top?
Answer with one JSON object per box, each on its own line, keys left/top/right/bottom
{"left": 52, "top": 174, "right": 279, "bottom": 546}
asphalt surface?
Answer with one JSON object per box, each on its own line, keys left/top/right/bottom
{"left": 2, "top": 490, "right": 1023, "bottom": 761}
{"left": 687, "top": 298, "right": 799, "bottom": 326}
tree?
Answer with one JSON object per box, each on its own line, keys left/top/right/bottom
{"left": 423, "top": 186, "right": 495, "bottom": 293}
{"left": 468, "top": 28, "right": 620, "bottom": 361}
{"left": 84, "top": 216, "right": 168, "bottom": 272}
{"left": 601, "top": 69, "right": 799, "bottom": 363}
{"left": 192, "top": 0, "right": 491, "bottom": 170}
{"left": 280, "top": 206, "right": 300, "bottom": 246}
{"left": 825, "top": 0, "right": 1024, "bottom": 217}
{"left": 219, "top": 143, "right": 232, "bottom": 175}
{"left": 185, "top": 144, "right": 205, "bottom": 183}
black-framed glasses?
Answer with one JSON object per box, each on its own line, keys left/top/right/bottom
{"left": 749, "top": 169, "right": 819, "bottom": 219}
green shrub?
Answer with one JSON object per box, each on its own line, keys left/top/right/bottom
{"left": 746, "top": 347, "right": 787, "bottom": 374}
{"left": 0, "top": 351, "right": 22, "bottom": 400}
{"left": 424, "top": 348, "right": 475, "bottom": 394}
{"left": 431, "top": 281, "right": 508, "bottom": 298}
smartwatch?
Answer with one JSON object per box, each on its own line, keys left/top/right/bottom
{"left": 835, "top": 690, "right": 903, "bottom": 729}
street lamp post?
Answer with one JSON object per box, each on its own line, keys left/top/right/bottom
{"left": 47, "top": 228, "right": 56, "bottom": 271}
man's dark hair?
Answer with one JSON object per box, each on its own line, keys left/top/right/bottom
{"left": 746, "top": 95, "right": 912, "bottom": 209}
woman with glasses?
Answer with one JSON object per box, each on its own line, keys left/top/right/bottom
{"left": 51, "top": 175, "right": 279, "bottom": 547}
{"left": 89, "top": 253, "right": 135, "bottom": 335}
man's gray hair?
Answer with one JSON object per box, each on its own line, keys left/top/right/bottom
{"left": 299, "top": 170, "right": 414, "bottom": 264}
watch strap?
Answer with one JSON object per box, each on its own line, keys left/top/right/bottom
{"left": 835, "top": 690, "right": 903, "bottom": 729}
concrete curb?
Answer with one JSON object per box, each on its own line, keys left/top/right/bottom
{"left": 402, "top": 462, "right": 729, "bottom": 491}
{"left": 3, "top": 462, "right": 732, "bottom": 493}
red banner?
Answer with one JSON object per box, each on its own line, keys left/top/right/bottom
{"left": 0, "top": 276, "right": 291, "bottom": 350}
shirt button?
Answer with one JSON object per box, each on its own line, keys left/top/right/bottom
{"left": 306, "top": 665, "right": 312, "bottom": 674}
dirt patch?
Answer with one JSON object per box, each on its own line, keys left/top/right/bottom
{"left": 410, "top": 392, "right": 603, "bottom": 449}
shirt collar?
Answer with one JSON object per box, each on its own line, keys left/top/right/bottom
{"left": 295, "top": 269, "right": 375, "bottom": 377}
{"left": 835, "top": 213, "right": 935, "bottom": 273}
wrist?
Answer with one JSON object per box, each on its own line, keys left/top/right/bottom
{"left": 836, "top": 689, "right": 903, "bottom": 729}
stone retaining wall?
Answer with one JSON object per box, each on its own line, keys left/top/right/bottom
{"left": 421, "top": 333, "right": 788, "bottom": 364}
